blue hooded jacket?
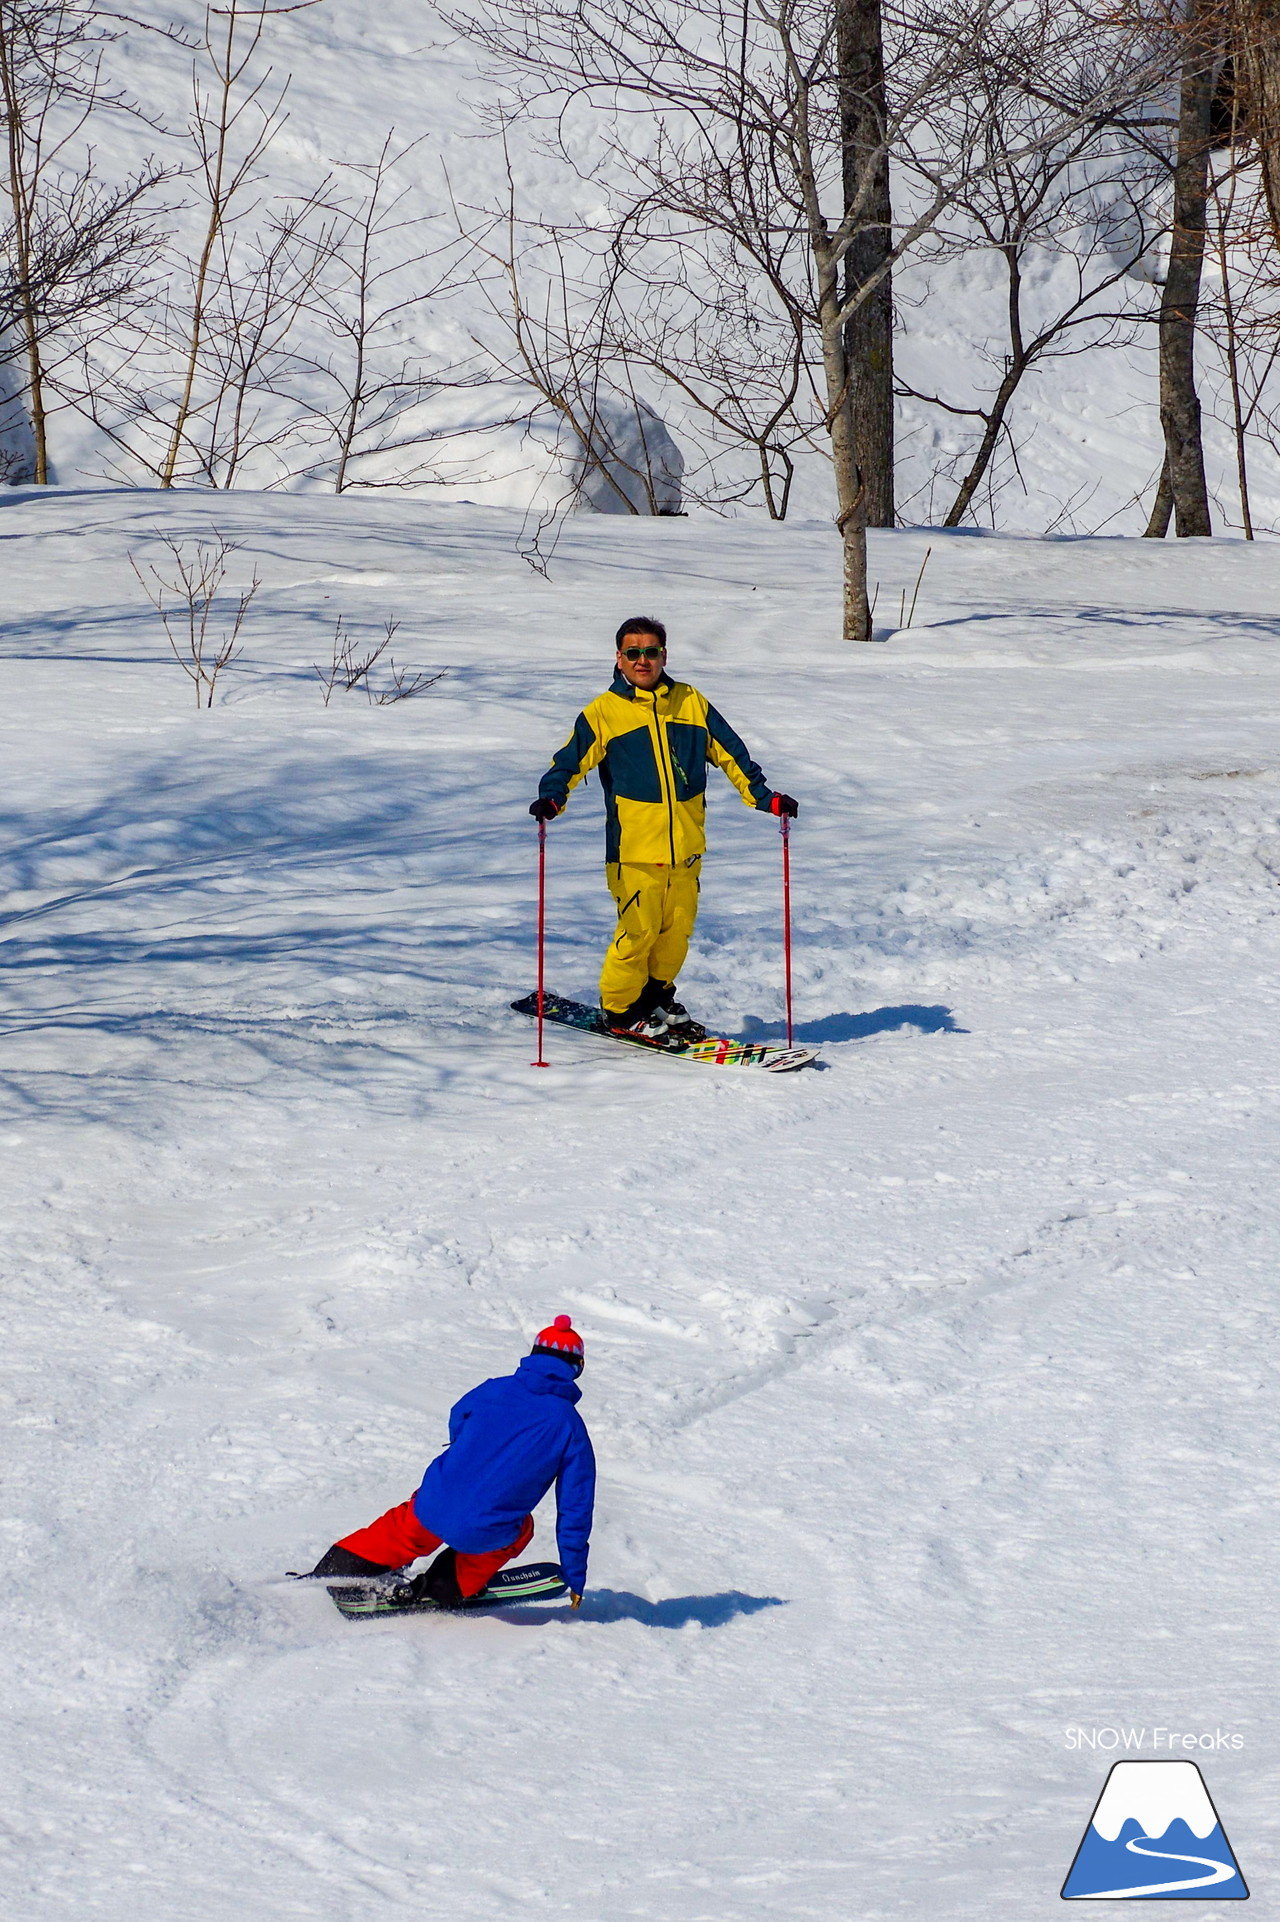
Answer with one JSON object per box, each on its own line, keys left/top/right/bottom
{"left": 412, "top": 1353, "right": 596, "bottom": 1593}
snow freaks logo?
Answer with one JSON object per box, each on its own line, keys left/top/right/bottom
{"left": 1061, "top": 1760, "right": 1249, "bottom": 1900}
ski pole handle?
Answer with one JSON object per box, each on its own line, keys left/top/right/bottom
{"left": 780, "top": 814, "right": 793, "bottom": 1050}
{"left": 533, "top": 818, "right": 549, "bottom": 1067}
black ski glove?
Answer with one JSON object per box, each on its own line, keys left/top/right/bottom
{"left": 769, "top": 794, "right": 799, "bottom": 818}
{"left": 529, "top": 797, "right": 562, "bottom": 822}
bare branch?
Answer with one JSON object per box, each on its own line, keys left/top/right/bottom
{"left": 129, "top": 530, "right": 259, "bottom": 707}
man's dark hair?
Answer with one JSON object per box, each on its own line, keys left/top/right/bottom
{"left": 615, "top": 616, "right": 666, "bottom": 649}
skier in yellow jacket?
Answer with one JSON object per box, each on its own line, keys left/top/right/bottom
{"left": 530, "top": 617, "right": 798, "bottom": 1039}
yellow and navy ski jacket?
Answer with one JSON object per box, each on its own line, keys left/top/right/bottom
{"left": 539, "top": 670, "right": 776, "bottom": 864}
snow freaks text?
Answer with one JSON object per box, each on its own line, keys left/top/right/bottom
{"left": 1064, "top": 1728, "right": 1245, "bottom": 1752}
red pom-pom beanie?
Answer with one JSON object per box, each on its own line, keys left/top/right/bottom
{"left": 531, "top": 1314, "right": 584, "bottom": 1375}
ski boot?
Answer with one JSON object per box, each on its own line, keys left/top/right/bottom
{"left": 396, "top": 1547, "right": 467, "bottom": 1609}
{"left": 651, "top": 979, "right": 706, "bottom": 1041}
{"left": 601, "top": 980, "right": 672, "bottom": 1041}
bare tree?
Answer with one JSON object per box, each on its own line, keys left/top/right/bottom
{"left": 447, "top": 0, "right": 1175, "bottom": 641}
{"left": 0, "top": 0, "right": 169, "bottom": 481}
{"left": 453, "top": 159, "right": 685, "bottom": 518}
{"left": 1206, "top": 138, "right": 1249, "bottom": 532}
{"left": 899, "top": 90, "right": 1163, "bottom": 529}
{"left": 601, "top": 231, "right": 821, "bottom": 517}
{"left": 838, "top": 0, "right": 894, "bottom": 525}
{"left": 159, "top": 0, "right": 298, "bottom": 487}
{"left": 77, "top": 102, "right": 478, "bottom": 494}
{"left": 188, "top": 185, "right": 342, "bottom": 485}
{"left": 1232, "top": 0, "right": 1280, "bottom": 246}
{"left": 1145, "top": 0, "right": 1224, "bottom": 538}
{"left": 76, "top": 0, "right": 445, "bottom": 493}
{"left": 293, "top": 133, "right": 464, "bottom": 492}
{"left": 1197, "top": 93, "right": 1280, "bottom": 537}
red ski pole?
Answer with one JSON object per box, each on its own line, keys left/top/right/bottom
{"left": 781, "top": 813, "right": 794, "bottom": 1049}
{"left": 533, "top": 818, "right": 549, "bottom": 1068}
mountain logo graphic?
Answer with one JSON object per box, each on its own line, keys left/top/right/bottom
{"left": 1062, "top": 1760, "right": 1248, "bottom": 1899}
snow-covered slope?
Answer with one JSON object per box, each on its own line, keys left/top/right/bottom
{"left": 3, "top": 487, "right": 1278, "bottom": 1917}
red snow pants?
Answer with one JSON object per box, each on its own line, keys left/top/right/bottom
{"left": 336, "top": 1499, "right": 534, "bottom": 1597}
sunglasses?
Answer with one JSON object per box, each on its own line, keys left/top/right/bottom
{"left": 620, "top": 645, "right": 664, "bottom": 662}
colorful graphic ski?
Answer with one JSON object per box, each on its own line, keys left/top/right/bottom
{"left": 512, "top": 992, "right": 818, "bottom": 1072}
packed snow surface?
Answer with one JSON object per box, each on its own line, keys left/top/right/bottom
{"left": 3, "top": 489, "right": 1279, "bottom": 1919}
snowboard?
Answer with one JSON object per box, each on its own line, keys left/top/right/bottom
{"left": 327, "top": 1560, "right": 569, "bottom": 1621}
{"left": 512, "top": 992, "right": 819, "bottom": 1072}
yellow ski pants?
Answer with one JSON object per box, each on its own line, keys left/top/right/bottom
{"left": 599, "top": 857, "right": 702, "bottom": 1014}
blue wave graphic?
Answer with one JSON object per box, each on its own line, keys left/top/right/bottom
{"left": 1063, "top": 1817, "right": 1248, "bottom": 1899}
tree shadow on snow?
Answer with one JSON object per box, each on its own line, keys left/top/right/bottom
{"left": 737, "top": 1004, "right": 966, "bottom": 1045}
{"left": 927, "top": 601, "right": 1280, "bottom": 645}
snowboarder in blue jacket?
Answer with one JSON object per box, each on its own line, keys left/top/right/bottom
{"left": 306, "top": 1317, "right": 595, "bottom": 1607}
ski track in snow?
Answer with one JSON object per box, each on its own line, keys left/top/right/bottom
{"left": 3, "top": 492, "right": 1280, "bottom": 1918}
